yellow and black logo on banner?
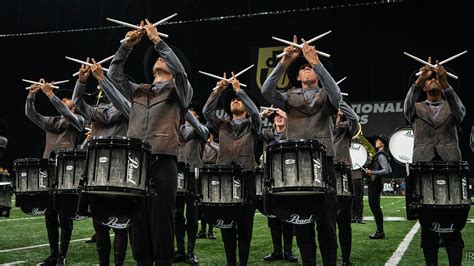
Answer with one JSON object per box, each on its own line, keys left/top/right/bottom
{"left": 256, "top": 46, "right": 292, "bottom": 91}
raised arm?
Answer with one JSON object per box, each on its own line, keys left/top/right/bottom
{"left": 443, "top": 86, "right": 466, "bottom": 124}
{"left": 339, "top": 101, "right": 359, "bottom": 137}
{"left": 261, "top": 62, "right": 288, "bottom": 110}
{"left": 25, "top": 86, "right": 49, "bottom": 130}
{"left": 236, "top": 89, "right": 262, "bottom": 134}
{"left": 314, "top": 63, "right": 342, "bottom": 109}
{"left": 202, "top": 91, "right": 223, "bottom": 133}
{"left": 184, "top": 110, "right": 209, "bottom": 141}
{"left": 403, "top": 84, "right": 422, "bottom": 123}
{"left": 72, "top": 80, "right": 94, "bottom": 122}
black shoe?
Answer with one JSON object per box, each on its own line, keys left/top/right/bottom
{"left": 173, "top": 251, "right": 187, "bottom": 262}
{"left": 357, "top": 218, "right": 366, "bottom": 224}
{"left": 284, "top": 251, "right": 298, "bottom": 262}
{"left": 369, "top": 231, "right": 385, "bottom": 239}
{"left": 263, "top": 252, "right": 283, "bottom": 261}
{"left": 37, "top": 255, "right": 58, "bottom": 266}
{"left": 197, "top": 231, "right": 207, "bottom": 239}
{"left": 187, "top": 252, "right": 199, "bottom": 264}
{"left": 342, "top": 261, "right": 352, "bottom": 266}
{"left": 56, "top": 256, "right": 67, "bottom": 265}
{"left": 85, "top": 236, "right": 96, "bottom": 244}
{"left": 351, "top": 218, "right": 357, "bottom": 223}
{"left": 207, "top": 231, "right": 216, "bottom": 240}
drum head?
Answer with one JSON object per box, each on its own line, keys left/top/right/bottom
{"left": 349, "top": 141, "right": 368, "bottom": 170}
{"left": 389, "top": 127, "right": 414, "bottom": 164}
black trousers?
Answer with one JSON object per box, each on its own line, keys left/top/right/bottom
{"left": 368, "top": 180, "right": 384, "bottom": 233}
{"left": 337, "top": 196, "right": 353, "bottom": 263}
{"left": 93, "top": 219, "right": 129, "bottom": 266}
{"left": 198, "top": 207, "right": 214, "bottom": 233}
{"left": 351, "top": 178, "right": 364, "bottom": 220}
{"left": 45, "top": 201, "right": 73, "bottom": 258}
{"left": 130, "top": 155, "right": 177, "bottom": 266}
{"left": 267, "top": 217, "right": 294, "bottom": 254}
{"left": 221, "top": 206, "right": 256, "bottom": 266}
{"left": 294, "top": 158, "right": 338, "bottom": 265}
{"left": 175, "top": 177, "right": 198, "bottom": 254}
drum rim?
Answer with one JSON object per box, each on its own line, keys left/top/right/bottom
{"left": 90, "top": 136, "right": 149, "bottom": 144}
{"left": 199, "top": 164, "right": 244, "bottom": 170}
{"left": 349, "top": 140, "right": 369, "bottom": 170}
{"left": 410, "top": 160, "right": 469, "bottom": 166}
{"left": 268, "top": 138, "right": 325, "bottom": 148}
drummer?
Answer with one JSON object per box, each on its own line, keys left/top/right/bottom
{"left": 404, "top": 58, "right": 466, "bottom": 265}
{"left": 25, "top": 80, "right": 86, "bottom": 265}
{"left": 261, "top": 35, "right": 342, "bottom": 265}
{"left": 203, "top": 73, "right": 261, "bottom": 265}
{"left": 72, "top": 60, "right": 131, "bottom": 265}
{"left": 260, "top": 108, "right": 298, "bottom": 263}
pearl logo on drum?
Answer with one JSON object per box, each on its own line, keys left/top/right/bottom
{"left": 286, "top": 214, "right": 313, "bottom": 224}
{"left": 103, "top": 217, "right": 131, "bottom": 229}
{"left": 39, "top": 170, "right": 47, "bottom": 188}
{"left": 177, "top": 172, "right": 184, "bottom": 189}
{"left": 215, "top": 219, "right": 234, "bottom": 229}
{"left": 30, "top": 208, "right": 46, "bottom": 215}
{"left": 127, "top": 154, "right": 139, "bottom": 185}
{"left": 430, "top": 222, "right": 455, "bottom": 233}
{"left": 232, "top": 177, "right": 241, "bottom": 199}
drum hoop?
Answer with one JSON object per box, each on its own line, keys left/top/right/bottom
{"left": 267, "top": 139, "right": 326, "bottom": 152}
{"left": 89, "top": 136, "right": 152, "bottom": 150}
{"left": 198, "top": 202, "right": 245, "bottom": 207}
{"left": 388, "top": 126, "right": 414, "bottom": 165}
{"left": 410, "top": 161, "right": 470, "bottom": 168}
{"left": 199, "top": 164, "right": 244, "bottom": 171}
{"left": 270, "top": 187, "right": 326, "bottom": 193}
{"left": 84, "top": 186, "right": 146, "bottom": 195}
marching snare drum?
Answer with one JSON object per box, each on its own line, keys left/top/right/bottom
{"left": 55, "top": 149, "right": 86, "bottom": 194}
{"left": 389, "top": 127, "right": 414, "bottom": 164}
{"left": 177, "top": 162, "right": 190, "bottom": 196}
{"left": 349, "top": 140, "right": 369, "bottom": 171}
{"left": 84, "top": 137, "right": 150, "bottom": 196}
{"left": 265, "top": 139, "right": 326, "bottom": 195}
{"left": 14, "top": 158, "right": 54, "bottom": 194}
{"left": 255, "top": 167, "right": 264, "bottom": 198}
{"left": 334, "top": 162, "right": 353, "bottom": 197}
{"left": 198, "top": 165, "right": 245, "bottom": 206}
{"left": 0, "top": 174, "right": 13, "bottom": 217}
{"left": 409, "top": 161, "right": 470, "bottom": 208}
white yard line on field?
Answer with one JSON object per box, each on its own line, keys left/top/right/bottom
{"left": 0, "top": 217, "right": 43, "bottom": 222}
{"left": 0, "top": 261, "right": 27, "bottom": 265}
{"left": 0, "top": 237, "right": 89, "bottom": 253}
{"left": 385, "top": 221, "right": 420, "bottom": 266}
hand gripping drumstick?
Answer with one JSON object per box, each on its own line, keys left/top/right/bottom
{"left": 403, "top": 52, "right": 458, "bottom": 79}
{"left": 72, "top": 55, "right": 115, "bottom": 77}
{"left": 414, "top": 50, "right": 468, "bottom": 77}
{"left": 354, "top": 163, "right": 368, "bottom": 173}
{"left": 22, "top": 79, "right": 66, "bottom": 90}
{"left": 198, "top": 71, "right": 248, "bottom": 88}
{"left": 65, "top": 56, "right": 109, "bottom": 72}
{"left": 273, "top": 30, "right": 332, "bottom": 58}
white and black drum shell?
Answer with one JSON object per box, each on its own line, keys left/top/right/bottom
{"left": 85, "top": 137, "right": 150, "bottom": 196}
{"left": 349, "top": 140, "right": 369, "bottom": 171}
{"left": 198, "top": 165, "right": 245, "bottom": 206}
{"left": 389, "top": 127, "right": 414, "bottom": 164}
{"left": 177, "top": 162, "right": 190, "bottom": 196}
{"left": 55, "top": 149, "right": 86, "bottom": 194}
{"left": 0, "top": 175, "right": 13, "bottom": 217}
{"left": 409, "top": 161, "right": 470, "bottom": 208}
{"left": 255, "top": 167, "right": 264, "bottom": 197}
{"left": 266, "top": 139, "right": 326, "bottom": 195}
{"left": 334, "top": 162, "right": 353, "bottom": 197}
{"left": 14, "top": 158, "right": 54, "bottom": 194}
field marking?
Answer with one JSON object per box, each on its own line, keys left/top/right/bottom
{"left": 0, "top": 237, "right": 90, "bottom": 253}
{"left": 0, "top": 217, "right": 43, "bottom": 222}
{"left": 1, "top": 261, "right": 27, "bottom": 265}
{"left": 385, "top": 221, "right": 420, "bottom": 266}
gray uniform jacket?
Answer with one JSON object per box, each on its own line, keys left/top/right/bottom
{"left": 203, "top": 89, "right": 262, "bottom": 171}
{"left": 404, "top": 85, "right": 465, "bottom": 161}
{"left": 25, "top": 94, "right": 85, "bottom": 158}
{"left": 333, "top": 101, "right": 359, "bottom": 165}
{"left": 178, "top": 110, "right": 209, "bottom": 170}
{"left": 202, "top": 141, "right": 219, "bottom": 164}
{"left": 72, "top": 79, "right": 130, "bottom": 137}
{"left": 261, "top": 62, "right": 342, "bottom": 157}
{"left": 107, "top": 41, "right": 193, "bottom": 156}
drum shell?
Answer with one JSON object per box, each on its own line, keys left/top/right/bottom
{"left": 334, "top": 162, "right": 353, "bottom": 197}
{"left": 265, "top": 139, "right": 326, "bottom": 195}
{"left": 84, "top": 137, "right": 150, "bottom": 196}
{"left": 14, "top": 158, "right": 55, "bottom": 194}
{"left": 349, "top": 140, "right": 369, "bottom": 170}
{"left": 255, "top": 167, "right": 264, "bottom": 197}
{"left": 55, "top": 149, "right": 87, "bottom": 193}
{"left": 0, "top": 177, "right": 13, "bottom": 217}
{"left": 198, "top": 164, "right": 246, "bottom": 206}
{"left": 177, "top": 162, "right": 190, "bottom": 196}
{"left": 409, "top": 161, "right": 471, "bottom": 208}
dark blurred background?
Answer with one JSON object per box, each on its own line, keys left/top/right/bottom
{"left": 0, "top": 0, "right": 472, "bottom": 171}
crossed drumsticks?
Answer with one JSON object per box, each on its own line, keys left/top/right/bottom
{"left": 403, "top": 50, "right": 468, "bottom": 80}
{"left": 199, "top": 65, "right": 255, "bottom": 91}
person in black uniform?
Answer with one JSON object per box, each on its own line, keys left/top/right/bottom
{"left": 366, "top": 134, "right": 392, "bottom": 239}
{"left": 260, "top": 108, "right": 298, "bottom": 263}
{"left": 203, "top": 73, "right": 261, "bottom": 266}
{"left": 73, "top": 60, "right": 131, "bottom": 265}
{"left": 25, "top": 80, "right": 86, "bottom": 265}
{"left": 197, "top": 130, "right": 218, "bottom": 240}
{"left": 262, "top": 36, "right": 342, "bottom": 265}
{"left": 174, "top": 105, "right": 208, "bottom": 264}
{"left": 333, "top": 101, "right": 359, "bottom": 265}
{"left": 107, "top": 19, "right": 193, "bottom": 265}
{"left": 404, "top": 60, "right": 466, "bottom": 265}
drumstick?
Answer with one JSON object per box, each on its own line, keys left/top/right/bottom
{"left": 354, "top": 163, "right": 368, "bottom": 173}
{"left": 198, "top": 70, "right": 248, "bottom": 87}
{"left": 72, "top": 55, "right": 115, "bottom": 77}
{"left": 211, "top": 64, "right": 255, "bottom": 91}
{"left": 403, "top": 52, "right": 458, "bottom": 79}
{"left": 22, "top": 79, "right": 60, "bottom": 89}
{"left": 415, "top": 50, "right": 467, "bottom": 77}
{"left": 260, "top": 106, "right": 279, "bottom": 112}
{"left": 117, "top": 14, "right": 177, "bottom": 43}
{"left": 272, "top": 37, "right": 331, "bottom": 58}
{"left": 275, "top": 30, "right": 332, "bottom": 58}
{"left": 65, "top": 56, "right": 109, "bottom": 72}
{"left": 107, "top": 17, "right": 168, "bottom": 43}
